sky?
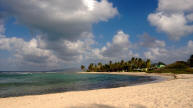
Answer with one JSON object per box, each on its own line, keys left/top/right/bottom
{"left": 0, "top": 0, "right": 193, "bottom": 71}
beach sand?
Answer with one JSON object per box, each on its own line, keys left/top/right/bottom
{"left": 0, "top": 72, "right": 193, "bottom": 108}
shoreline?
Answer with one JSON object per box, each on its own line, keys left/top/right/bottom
{"left": 78, "top": 72, "right": 179, "bottom": 89}
{"left": 79, "top": 71, "right": 193, "bottom": 80}
{"left": 0, "top": 72, "right": 180, "bottom": 98}
{"left": 78, "top": 71, "right": 175, "bottom": 80}
{"left": 0, "top": 72, "right": 166, "bottom": 98}
{"left": 0, "top": 72, "right": 193, "bottom": 108}
{"left": 78, "top": 72, "right": 173, "bottom": 90}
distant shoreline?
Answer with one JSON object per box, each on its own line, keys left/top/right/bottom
{"left": 78, "top": 72, "right": 173, "bottom": 86}
{"left": 79, "top": 71, "right": 193, "bottom": 79}
{"left": 78, "top": 71, "right": 175, "bottom": 79}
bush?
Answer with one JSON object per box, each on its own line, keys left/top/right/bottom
{"left": 148, "top": 61, "right": 193, "bottom": 74}
{"left": 186, "top": 68, "right": 193, "bottom": 74}
{"left": 148, "top": 68, "right": 193, "bottom": 74}
{"left": 166, "top": 61, "right": 189, "bottom": 69}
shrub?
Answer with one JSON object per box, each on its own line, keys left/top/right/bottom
{"left": 186, "top": 68, "right": 193, "bottom": 74}
{"left": 166, "top": 61, "right": 189, "bottom": 69}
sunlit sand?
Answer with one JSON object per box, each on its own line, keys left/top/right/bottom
{"left": 0, "top": 73, "right": 193, "bottom": 108}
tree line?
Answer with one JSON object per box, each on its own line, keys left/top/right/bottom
{"left": 148, "top": 55, "right": 193, "bottom": 74}
{"left": 81, "top": 54, "right": 193, "bottom": 73}
{"left": 81, "top": 57, "right": 151, "bottom": 72}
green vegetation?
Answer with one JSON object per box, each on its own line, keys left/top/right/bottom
{"left": 81, "top": 65, "right": 85, "bottom": 71}
{"left": 83, "top": 57, "right": 151, "bottom": 72}
{"left": 81, "top": 54, "right": 193, "bottom": 74}
{"left": 148, "top": 61, "right": 193, "bottom": 74}
{"left": 148, "top": 55, "right": 193, "bottom": 74}
{"left": 151, "top": 62, "right": 166, "bottom": 68}
{"left": 187, "top": 54, "right": 193, "bottom": 67}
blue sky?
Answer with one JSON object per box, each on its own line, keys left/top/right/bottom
{"left": 0, "top": 0, "right": 193, "bottom": 71}
{"left": 93, "top": 0, "right": 192, "bottom": 47}
{"left": 94, "top": 0, "right": 158, "bottom": 45}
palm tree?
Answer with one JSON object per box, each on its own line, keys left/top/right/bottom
{"left": 141, "top": 60, "right": 146, "bottom": 68}
{"left": 109, "top": 60, "right": 112, "bottom": 65}
{"left": 131, "top": 57, "right": 135, "bottom": 63}
{"left": 121, "top": 60, "right": 124, "bottom": 65}
{"left": 85, "top": 57, "right": 153, "bottom": 72}
{"left": 81, "top": 65, "right": 85, "bottom": 71}
{"left": 188, "top": 54, "right": 193, "bottom": 67}
{"left": 88, "top": 63, "right": 94, "bottom": 72}
{"left": 131, "top": 57, "right": 137, "bottom": 70}
{"left": 127, "top": 61, "right": 132, "bottom": 71}
{"left": 146, "top": 59, "right": 151, "bottom": 70}
{"left": 98, "top": 62, "right": 103, "bottom": 71}
{"left": 94, "top": 64, "right": 98, "bottom": 72}
{"left": 109, "top": 60, "right": 113, "bottom": 72}
{"left": 138, "top": 58, "right": 143, "bottom": 69}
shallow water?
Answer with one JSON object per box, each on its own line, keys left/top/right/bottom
{"left": 0, "top": 72, "right": 156, "bottom": 98}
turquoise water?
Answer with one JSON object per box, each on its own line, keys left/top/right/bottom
{"left": 0, "top": 72, "right": 155, "bottom": 97}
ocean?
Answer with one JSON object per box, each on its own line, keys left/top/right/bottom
{"left": 0, "top": 72, "right": 156, "bottom": 98}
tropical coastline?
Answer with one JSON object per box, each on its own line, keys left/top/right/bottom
{"left": 0, "top": 0, "right": 193, "bottom": 108}
{"left": 1, "top": 72, "right": 193, "bottom": 108}
{"left": 79, "top": 71, "right": 175, "bottom": 78}
{"left": 0, "top": 72, "right": 157, "bottom": 98}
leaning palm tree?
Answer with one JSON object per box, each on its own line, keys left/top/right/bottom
{"left": 81, "top": 65, "right": 85, "bottom": 71}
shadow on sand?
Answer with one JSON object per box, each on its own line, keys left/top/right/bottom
{"left": 70, "top": 104, "right": 146, "bottom": 108}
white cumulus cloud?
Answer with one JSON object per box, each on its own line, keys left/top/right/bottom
{"left": 144, "top": 40, "right": 193, "bottom": 63}
{"left": 90, "top": 30, "right": 138, "bottom": 62}
{"left": 0, "top": 0, "right": 118, "bottom": 70}
{"left": 139, "top": 33, "right": 166, "bottom": 48}
{"left": 0, "top": 0, "right": 118, "bottom": 41}
{"left": 0, "top": 36, "right": 61, "bottom": 68}
{"left": 148, "top": 0, "right": 193, "bottom": 40}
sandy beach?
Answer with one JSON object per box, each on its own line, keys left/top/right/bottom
{"left": 0, "top": 72, "right": 193, "bottom": 108}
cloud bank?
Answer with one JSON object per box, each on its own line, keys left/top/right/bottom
{"left": 148, "top": 0, "right": 193, "bottom": 40}
{"left": 144, "top": 40, "right": 193, "bottom": 63}
{"left": 91, "top": 30, "right": 138, "bottom": 62}
{"left": 0, "top": 0, "right": 119, "bottom": 70}
{"left": 0, "top": 0, "right": 192, "bottom": 70}
{"left": 0, "top": 0, "right": 118, "bottom": 41}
